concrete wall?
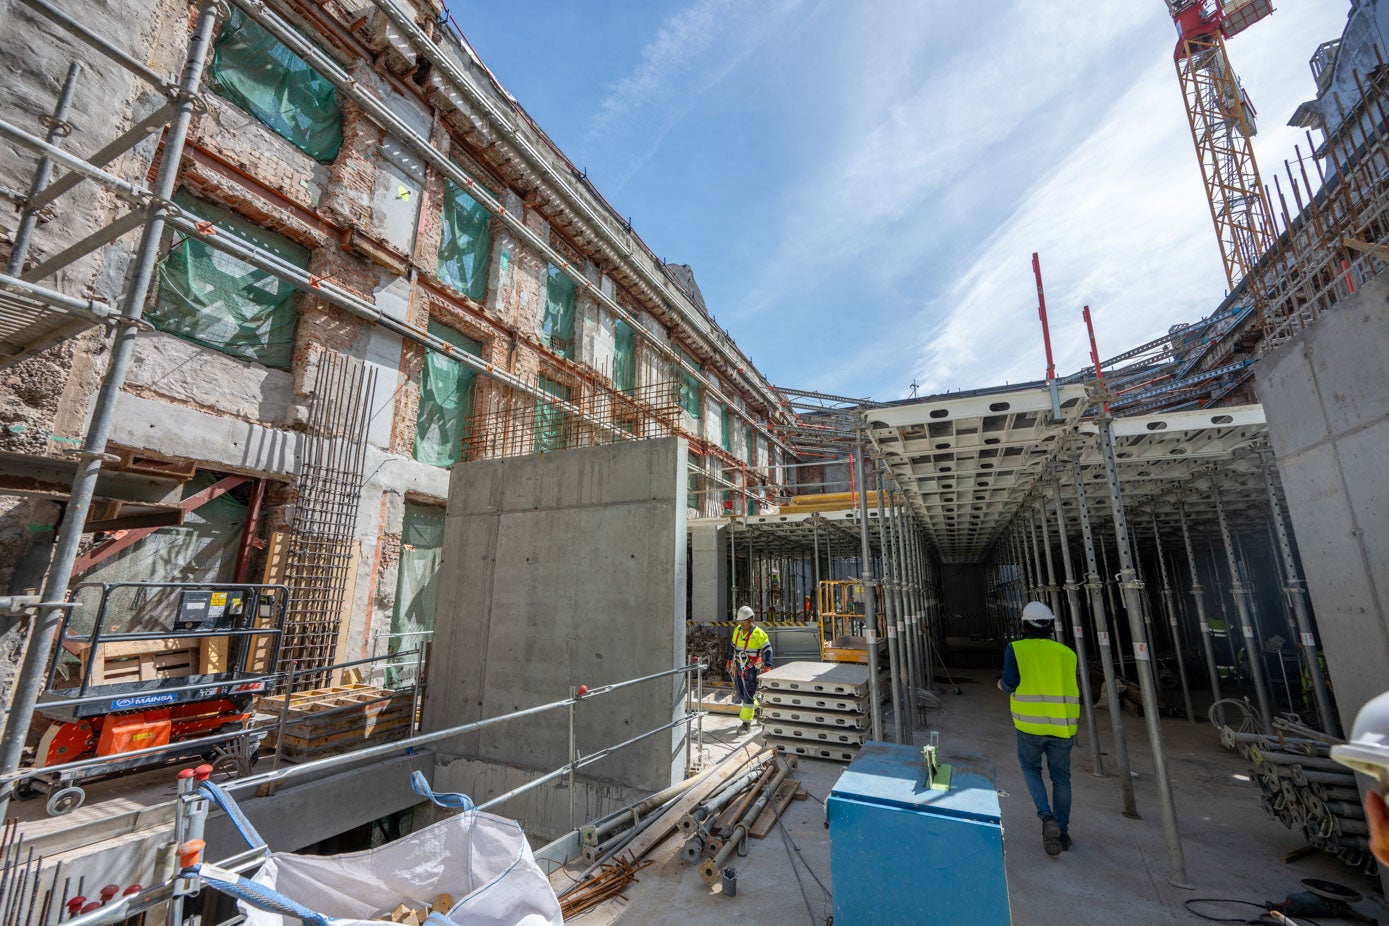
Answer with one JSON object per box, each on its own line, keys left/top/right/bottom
{"left": 423, "top": 438, "right": 688, "bottom": 834}
{"left": 689, "top": 522, "right": 728, "bottom": 622}
{"left": 1257, "top": 273, "right": 1389, "bottom": 732}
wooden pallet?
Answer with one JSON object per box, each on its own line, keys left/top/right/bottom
{"left": 256, "top": 685, "right": 412, "bottom": 762}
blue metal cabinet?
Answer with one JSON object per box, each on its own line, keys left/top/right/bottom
{"left": 828, "top": 741, "right": 1011, "bottom": 925}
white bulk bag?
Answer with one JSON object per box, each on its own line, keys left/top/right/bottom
{"left": 240, "top": 810, "right": 562, "bottom": 926}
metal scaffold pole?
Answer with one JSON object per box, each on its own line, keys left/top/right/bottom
{"left": 0, "top": 0, "right": 224, "bottom": 817}
{"left": 855, "top": 436, "right": 884, "bottom": 742}
{"left": 1071, "top": 456, "right": 1138, "bottom": 816}
{"left": 1052, "top": 478, "right": 1104, "bottom": 777}
{"left": 1211, "top": 476, "right": 1274, "bottom": 732}
{"left": 1036, "top": 497, "right": 1064, "bottom": 643}
{"left": 1259, "top": 450, "right": 1336, "bottom": 734}
{"left": 874, "top": 471, "right": 906, "bottom": 743}
{"left": 1096, "top": 416, "right": 1191, "bottom": 889}
{"left": 1151, "top": 512, "right": 1196, "bottom": 722}
{"left": 1177, "top": 499, "right": 1224, "bottom": 706}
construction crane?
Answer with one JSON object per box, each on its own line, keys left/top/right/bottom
{"left": 1166, "top": 0, "right": 1278, "bottom": 291}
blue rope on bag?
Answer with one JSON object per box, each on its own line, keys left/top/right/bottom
{"left": 409, "top": 770, "right": 475, "bottom": 811}
{"left": 193, "top": 864, "right": 335, "bottom": 926}
{"left": 199, "top": 779, "right": 266, "bottom": 850}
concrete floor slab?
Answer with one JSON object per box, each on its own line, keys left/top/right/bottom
{"left": 560, "top": 671, "right": 1388, "bottom": 925}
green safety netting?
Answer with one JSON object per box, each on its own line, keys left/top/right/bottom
{"left": 414, "top": 320, "right": 482, "bottom": 467}
{"left": 150, "top": 192, "right": 306, "bottom": 369}
{"left": 437, "top": 176, "right": 492, "bottom": 300}
{"left": 535, "top": 376, "right": 570, "bottom": 453}
{"left": 542, "top": 265, "right": 576, "bottom": 359}
{"left": 674, "top": 345, "right": 701, "bottom": 417}
{"left": 211, "top": 7, "right": 343, "bottom": 163}
{"left": 613, "top": 318, "right": 635, "bottom": 393}
{"left": 720, "top": 406, "right": 733, "bottom": 453}
{"left": 388, "top": 503, "right": 444, "bottom": 687}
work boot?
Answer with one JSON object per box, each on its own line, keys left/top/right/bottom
{"left": 1060, "top": 832, "right": 1072, "bottom": 852}
{"left": 1042, "top": 816, "right": 1062, "bottom": 857}
{"left": 738, "top": 721, "right": 750, "bottom": 733}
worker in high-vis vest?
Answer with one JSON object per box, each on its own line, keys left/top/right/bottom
{"left": 726, "top": 605, "right": 773, "bottom": 732}
{"left": 997, "top": 600, "right": 1080, "bottom": 857}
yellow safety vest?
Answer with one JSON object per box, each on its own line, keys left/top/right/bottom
{"left": 1009, "top": 638, "right": 1080, "bottom": 738}
{"left": 732, "top": 626, "right": 770, "bottom": 668}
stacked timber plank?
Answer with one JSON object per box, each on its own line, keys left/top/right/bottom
{"left": 256, "top": 684, "right": 412, "bottom": 762}
{"left": 759, "top": 661, "right": 869, "bottom": 762}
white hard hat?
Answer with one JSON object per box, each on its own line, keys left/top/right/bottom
{"left": 1332, "top": 690, "right": 1389, "bottom": 791}
{"left": 737, "top": 605, "right": 755, "bottom": 622}
{"left": 1021, "top": 601, "right": 1055, "bottom": 627}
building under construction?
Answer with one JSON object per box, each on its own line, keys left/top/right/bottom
{"left": 0, "top": 0, "right": 1387, "bottom": 923}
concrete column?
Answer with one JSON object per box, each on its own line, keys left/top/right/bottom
{"left": 1097, "top": 418, "right": 1189, "bottom": 888}
{"left": 1071, "top": 455, "right": 1138, "bottom": 818}
{"left": 690, "top": 523, "right": 728, "bottom": 623}
{"left": 1053, "top": 477, "right": 1104, "bottom": 777}
{"left": 1151, "top": 512, "right": 1195, "bottom": 722}
{"left": 1212, "top": 479, "right": 1274, "bottom": 731}
{"left": 1260, "top": 451, "right": 1336, "bottom": 734}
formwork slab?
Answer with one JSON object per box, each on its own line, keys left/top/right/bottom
{"left": 762, "top": 721, "right": 866, "bottom": 745}
{"left": 765, "top": 736, "right": 858, "bottom": 763}
{"left": 761, "top": 706, "right": 867, "bottom": 728}
{"left": 759, "top": 661, "right": 868, "bottom": 697}
{"left": 761, "top": 690, "right": 867, "bottom": 712}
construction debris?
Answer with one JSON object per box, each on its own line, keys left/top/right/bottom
{"left": 558, "top": 854, "right": 653, "bottom": 919}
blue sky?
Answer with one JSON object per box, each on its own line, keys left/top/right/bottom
{"left": 449, "top": 1, "right": 1352, "bottom": 401}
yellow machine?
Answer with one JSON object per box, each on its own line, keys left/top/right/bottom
{"left": 818, "top": 580, "right": 884, "bottom": 664}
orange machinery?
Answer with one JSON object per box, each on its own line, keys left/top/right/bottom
{"left": 22, "top": 582, "right": 287, "bottom": 815}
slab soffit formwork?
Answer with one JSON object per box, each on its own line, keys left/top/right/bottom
{"left": 863, "top": 384, "right": 1273, "bottom": 564}
{"left": 691, "top": 510, "right": 883, "bottom": 559}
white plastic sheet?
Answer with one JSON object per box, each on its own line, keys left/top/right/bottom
{"left": 242, "top": 811, "right": 562, "bottom": 926}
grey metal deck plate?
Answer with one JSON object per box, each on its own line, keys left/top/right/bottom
{"left": 762, "top": 720, "right": 866, "bottom": 745}
{"left": 761, "top": 706, "right": 867, "bottom": 728}
{"left": 761, "top": 690, "right": 866, "bottom": 712}
{"left": 765, "top": 736, "right": 858, "bottom": 763}
{"left": 760, "top": 661, "right": 869, "bottom": 697}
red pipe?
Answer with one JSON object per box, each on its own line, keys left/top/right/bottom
{"left": 1081, "top": 305, "right": 1109, "bottom": 415}
{"left": 1032, "top": 252, "right": 1057, "bottom": 381}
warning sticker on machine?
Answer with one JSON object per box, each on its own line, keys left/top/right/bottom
{"left": 209, "top": 591, "right": 228, "bottom": 620}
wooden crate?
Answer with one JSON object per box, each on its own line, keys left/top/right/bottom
{"left": 256, "top": 685, "right": 412, "bottom": 762}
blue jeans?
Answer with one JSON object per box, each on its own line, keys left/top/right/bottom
{"left": 1016, "top": 730, "right": 1073, "bottom": 833}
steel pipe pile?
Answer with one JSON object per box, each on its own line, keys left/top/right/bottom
{"left": 1218, "top": 725, "right": 1378, "bottom": 876}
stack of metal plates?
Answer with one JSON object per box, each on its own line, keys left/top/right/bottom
{"left": 759, "top": 661, "right": 869, "bottom": 762}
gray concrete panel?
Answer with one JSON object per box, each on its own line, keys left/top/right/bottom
{"left": 425, "top": 438, "right": 688, "bottom": 833}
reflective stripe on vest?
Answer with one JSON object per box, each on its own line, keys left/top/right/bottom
{"left": 1009, "top": 638, "right": 1080, "bottom": 738}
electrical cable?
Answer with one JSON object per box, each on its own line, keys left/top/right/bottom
{"left": 775, "top": 817, "right": 830, "bottom": 926}
{"left": 1182, "top": 897, "right": 1324, "bottom": 925}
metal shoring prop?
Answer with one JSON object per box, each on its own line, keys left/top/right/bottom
{"left": 1211, "top": 474, "right": 1274, "bottom": 732}
{"left": 914, "top": 528, "right": 936, "bottom": 691}
{"left": 1100, "top": 540, "right": 1125, "bottom": 669}
{"left": 1096, "top": 416, "right": 1191, "bottom": 889}
{"left": 884, "top": 484, "right": 917, "bottom": 708}
{"left": 854, "top": 436, "right": 885, "bottom": 742}
{"left": 1052, "top": 476, "right": 1104, "bottom": 777}
{"left": 1072, "top": 455, "right": 1139, "bottom": 817}
{"left": 1259, "top": 450, "right": 1336, "bottom": 734}
{"left": 874, "top": 470, "right": 907, "bottom": 743}
{"left": 6, "top": 61, "right": 81, "bottom": 275}
{"left": 0, "top": 0, "right": 224, "bottom": 817}
{"left": 1177, "top": 498, "right": 1224, "bottom": 706}
{"left": 906, "top": 508, "right": 928, "bottom": 692}
{"left": 1037, "top": 496, "right": 1065, "bottom": 643}
{"left": 1027, "top": 511, "right": 1046, "bottom": 605}
{"left": 1152, "top": 511, "right": 1196, "bottom": 722}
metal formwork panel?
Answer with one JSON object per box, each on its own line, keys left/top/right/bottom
{"left": 761, "top": 690, "right": 866, "bottom": 712}
{"left": 762, "top": 706, "right": 867, "bottom": 728}
{"left": 760, "top": 661, "right": 868, "bottom": 697}
{"left": 763, "top": 721, "right": 866, "bottom": 745}
{"left": 766, "top": 737, "right": 858, "bottom": 763}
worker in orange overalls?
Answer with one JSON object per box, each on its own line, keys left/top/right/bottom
{"left": 726, "top": 605, "right": 774, "bottom": 733}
